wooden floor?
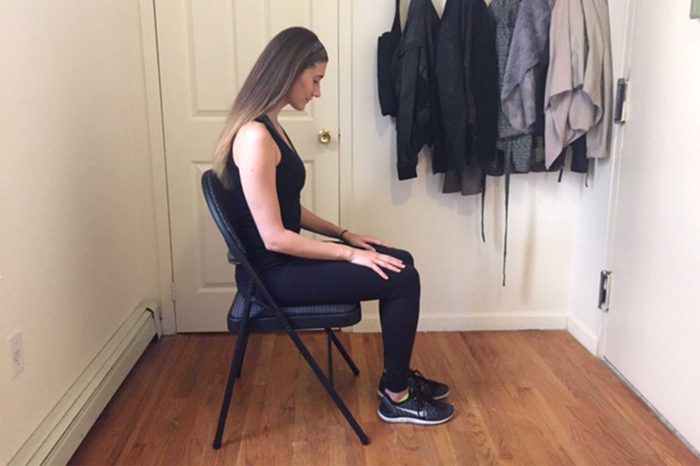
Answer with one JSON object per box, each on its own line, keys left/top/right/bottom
{"left": 70, "top": 331, "right": 699, "bottom": 465}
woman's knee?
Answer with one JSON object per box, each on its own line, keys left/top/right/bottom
{"left": 379, "top": 246, "right": 414, "bottom": 266}
{"left": 397, "top": 249, "right": 415, "bottom": 266}
{"left": 388, "top": 264, "right": 420, "bottom": 295}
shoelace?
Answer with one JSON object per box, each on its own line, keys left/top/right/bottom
{"left": 409, "top": 369, "right": 436, "bottom": 388}
{"left": 406, "top": 386, "right": 438, "bottom": 410}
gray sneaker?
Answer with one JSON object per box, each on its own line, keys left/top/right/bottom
{"left": 377, "top": 388, "right": 455, "bottom": 425}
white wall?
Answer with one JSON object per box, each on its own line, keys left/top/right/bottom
{"left": 0, "top": 1, "right": 160, "bottom": 463}
{"left": 601, "top": 0, "right": 700, "bottom": 451}
{"left": 349, "top": 0, "right": 587, "bottom": 331}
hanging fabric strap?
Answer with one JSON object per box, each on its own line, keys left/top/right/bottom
{"left": 502, "top": 162, "right": 511, "bottom": 287}
{"left": 480, "top": 175, "right": 486, "bottom": 243}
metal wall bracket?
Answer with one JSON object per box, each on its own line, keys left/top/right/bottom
{"left": 614, "top": 78, "right": 628, "bottom": 124}
{"left": 598, "top": 270, "right": 612, "bottom": 312}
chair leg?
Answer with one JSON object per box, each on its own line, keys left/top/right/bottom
{"left": 236, "top": 330, "right": 251, "bottom": 379}
{"left": 213, "top": 327, "right": 250, "bottom": 449}
{"left": 284, "top": 327, "right": 370, "bottom": 445}
{"left": 326, "top": 329, "right": 334, "bottom": 388}
{"left": 328, "top": 329, "right": 360, "bottom": 376}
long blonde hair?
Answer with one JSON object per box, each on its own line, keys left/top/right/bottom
{"left": 213, "top": 27, "right": 328, "bottom": 187}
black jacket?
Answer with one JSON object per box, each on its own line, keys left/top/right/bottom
{"left": 393, "top": 0, "right": 440, "bottom": 180}
{"left": 434, "top": 0, "right": 499, "bottom": 194}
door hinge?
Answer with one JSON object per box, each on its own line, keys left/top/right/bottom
{"left": 598, "top": 270, "right": 612, "bottom": 312}
{"left": 614, "top": 78, "right": 628, "bottom": 124}
{"left": 170, "top": 281, "right": 177, "bottom": 303}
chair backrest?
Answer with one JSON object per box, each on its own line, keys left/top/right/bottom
{"left": 201, "top": 169, "right": 277, "bottom": 306}
{"left": 201, "top": 170, "right": 248, "bottom": 262}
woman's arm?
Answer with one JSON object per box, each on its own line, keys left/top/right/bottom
{"left": 300, "top": 206, "right": 345, "bottom": 239}
{"left": 301, "top": 206, "right": 393, "bottom": 252}
{"left": 234, "top": 122, "right": 404, "bottom": 279}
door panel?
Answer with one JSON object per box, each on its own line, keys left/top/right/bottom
{"left": 604, "top": 0, "right": 700, "bottom": 450}
{"left": 155, "top": 0, "right": 339, "bottom": 331}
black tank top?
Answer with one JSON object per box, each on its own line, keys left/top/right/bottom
{"left": 226, "top": 115, "right": 306, "bottom": 272}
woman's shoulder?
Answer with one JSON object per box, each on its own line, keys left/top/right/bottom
{"left": 237, "top": 120, "right": 271, "bottom": 142}
{"left": 233, "top": 120, "right": 280, "bottom": 164}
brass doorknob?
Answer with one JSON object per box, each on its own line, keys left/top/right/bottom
{"left": 318, "top": 129, "right": 332, "bottom": 144}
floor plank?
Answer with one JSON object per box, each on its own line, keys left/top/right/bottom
{"left": 70, "top": 331, "right": 699, "bottom": 465}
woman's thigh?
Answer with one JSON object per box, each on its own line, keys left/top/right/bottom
{"left": 260, "top": 247, "right": 417, "bottom": 307}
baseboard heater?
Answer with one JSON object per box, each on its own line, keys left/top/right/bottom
{"left": 9, "top": 302, "right": 159, "bottom": 466}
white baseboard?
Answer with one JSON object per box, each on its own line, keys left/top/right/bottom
{"left": 352, "top": 312, "right": 568, "bottom": 333}
{"left": 9, "top": 304, "right": 157, "bottom": 466}
{"left": 567, "top": 315, "right": 599, "bottom": 355}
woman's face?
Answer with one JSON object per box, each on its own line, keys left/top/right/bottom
{"left": 287, "top": 61, "right": 327, "bottom": 111}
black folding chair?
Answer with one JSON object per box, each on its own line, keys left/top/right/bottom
{"left": 201, "top": 170, "right": 370, "bottom": 448}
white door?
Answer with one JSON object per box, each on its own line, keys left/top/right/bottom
{"left": 604, "top": 0, "right": 700, "bottom": 451}
{"left": 155, "top": 0, "right": 339, "bottom": 332}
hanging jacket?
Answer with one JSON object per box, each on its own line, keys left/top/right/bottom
{"left": 544, "top": 0, "right": 613, "bottom": 167}
{"left": 377, "top": 0, "right": 402, "bottom": 117}
{"left": 501, "top": 0, "right": 554, "bottom": 135}
{"left": 393, "top": 0, "right": 440, "bottom": 180}
{"left": 487, "top": 0, "right": 555, "bottom": 176}
{"left": 435, "top": 0, "right": 499, "bottom": 195}
{"left": 490, "top": 0, "right": 535, "bottom": 176}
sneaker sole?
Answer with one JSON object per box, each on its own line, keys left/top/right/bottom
{"left": 377, "top": 388, "right": 451, "bottom": 401}
{"left": 376, "top": 409, "right": 455, "bottom": 426}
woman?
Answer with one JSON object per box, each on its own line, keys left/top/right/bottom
{"left": 213, "top": 27, "right": 454, "bottom": 425}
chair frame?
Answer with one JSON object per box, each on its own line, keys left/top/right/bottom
{"left": 201, "top": 170, "right": 370, "bottom": 449}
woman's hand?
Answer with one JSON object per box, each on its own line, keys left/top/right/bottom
{"left": 341, "top": 231, "right": 391, "bottom": 252}
{"left": 347, "top": 248, "right": 405, "bottom": 280}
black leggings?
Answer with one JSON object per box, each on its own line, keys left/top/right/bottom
{"left": 259, "top": 245, "right": 420, "bottom": 392}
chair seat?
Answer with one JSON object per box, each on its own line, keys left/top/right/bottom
{"left": 228, "top": 293, "right": 361, "bottom": 333}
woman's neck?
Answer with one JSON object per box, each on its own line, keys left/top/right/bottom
{"left": 264, "top": 102, "right": 294, "bottom": 149}
{"left": 266, "top": 101, "right": 286, "bottom": 124}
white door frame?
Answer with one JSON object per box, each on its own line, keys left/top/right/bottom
{"left": 338, "top": 1, "right": 354, "bottom": 247}
{"left": 138, "top": 0, "right": 353, "bottom": 334}
{"left": 139, "top": 0, "right": 175, "bottom": 334}
{"left": 595, "top": 0, "right": 636, "bottom": 357}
